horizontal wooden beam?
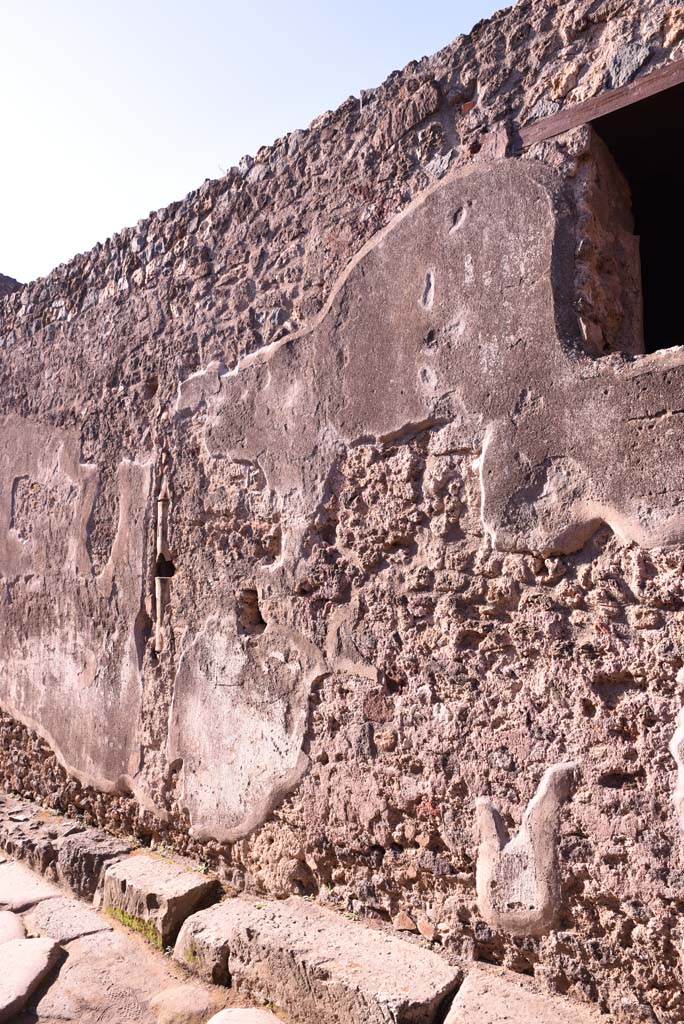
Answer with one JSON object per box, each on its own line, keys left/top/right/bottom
{"left": 518, "top": 57, "right": 684, "bottom": 149}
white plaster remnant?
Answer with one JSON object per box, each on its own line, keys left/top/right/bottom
{"left": 167, "top": 613, "right": 326, "bottom": 842}
{"left": 669, "top": 668, "right": 684, "bottom": 830}
{"left": 672, "top": 714, "right": 684, "bottom": 825}
{"left": 475, "top": 762, "right": 577, "bottom": 936}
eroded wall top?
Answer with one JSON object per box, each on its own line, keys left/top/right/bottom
{"left": 0, "top": 275, "right": 19, "bottom": 301}
{"left": 0, "top": 0, "right": 680, "bottom": 367}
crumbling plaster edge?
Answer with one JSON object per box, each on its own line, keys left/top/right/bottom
{"left": 175, "top": 158, "right": 568, "bottom": 416}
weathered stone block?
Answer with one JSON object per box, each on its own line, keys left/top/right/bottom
{"left": 444, "top": 966, "right": 611, "bottom": 1023}
{"left": 103, "top": 853, "right": 219, "bottom": 947}
{"left": 174, "top": 896, "right": 460, "bottom": 1024}
{"left": 57, "top": 828, "right": 132, "bottom": 898}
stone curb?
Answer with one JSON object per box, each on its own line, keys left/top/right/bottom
{"left": 174, "top": 895, "right": 461, "bottom": 1024}
{"left": 102, "top": 852, "right": 221, "bottom": 947}
{"left": 0, "top": 791, "right": 131, "bottom": 897}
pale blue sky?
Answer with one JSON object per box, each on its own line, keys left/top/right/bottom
{"left": 1, "top": 1, "right": 503, "bottom": 283}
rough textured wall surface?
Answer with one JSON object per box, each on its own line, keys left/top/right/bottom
{"left": 1, "top": 2, "right": 684, "bottom": 1021}
{"left": 0, "top": 275, "right": 20, "bottom": 301}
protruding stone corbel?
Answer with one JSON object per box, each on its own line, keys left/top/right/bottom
{"left": 475, "top": 761, "right": 578, "bottom": 936}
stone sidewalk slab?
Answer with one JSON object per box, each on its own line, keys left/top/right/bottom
{"left": 175, "top": 896, "right": 460, "bottom": 1024}
{"left": 24, "top": 895, "right": 112, "bottom": 943}
{"left": 0, "top": 860, "right": 60, "bottom": 911}
{"left": 103, "top": 853, "right": 219, "bottom": 947}
{"left": 444, "top": 965, "right": 612, "bottom": 1023}
{"left": 0, "top": 936, "right": 62, "bottom": 1023}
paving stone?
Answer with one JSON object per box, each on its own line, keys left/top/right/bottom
{"left": 149, "top": 982, "right": 227, "bottom": 1023}
{"left": 0, "top": 937, "right": 62, "bottom": 1023}
{"left": 0, "top": 908, "right": 25, "bottom": 944}
{"left": 29, "top": 929, "right": 180, "bottom": 1023}
{"left": 444, "top": 965, "right": 611, "bottom": 1023}
{"left": 0, "top": 860, "right": 60, "bottom": 911}
{"left": 57, "top": 828, "right": 132, "bottom": 899}
{"left": 24, "top": 895, "right": 112, "bottom": 943}
{"left": 23, "top": 926, "right": 239, "bottom": 1024}
{"left": 103, "top": 853, "right": 219, "bottom": 947}
{"left": 207, "top": 1012, "right": 285, "bottom": 1024}
{"left": 175, "top": 896, "right": 460, "bottom": 1024}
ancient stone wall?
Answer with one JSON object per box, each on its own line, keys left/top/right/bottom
{"left": 2, "top": 2, "right": 684, "bottom": 1021}
{"left": 0, "top": 275, "right": 19, "bottom": 301}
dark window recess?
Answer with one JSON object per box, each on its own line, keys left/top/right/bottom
{"left": 155, "top": 553, "right": 176, "bottom": 578}
{"left": 592, "top": 82, "right": 684, "bottom": 353}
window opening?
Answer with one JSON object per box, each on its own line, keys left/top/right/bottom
{"left": 591, "top": 81, "right": 684, "bottom": 353}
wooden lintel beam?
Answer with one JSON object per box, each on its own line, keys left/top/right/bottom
{"left": 518, "top": 57, "right": 684, "bottom": 150}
